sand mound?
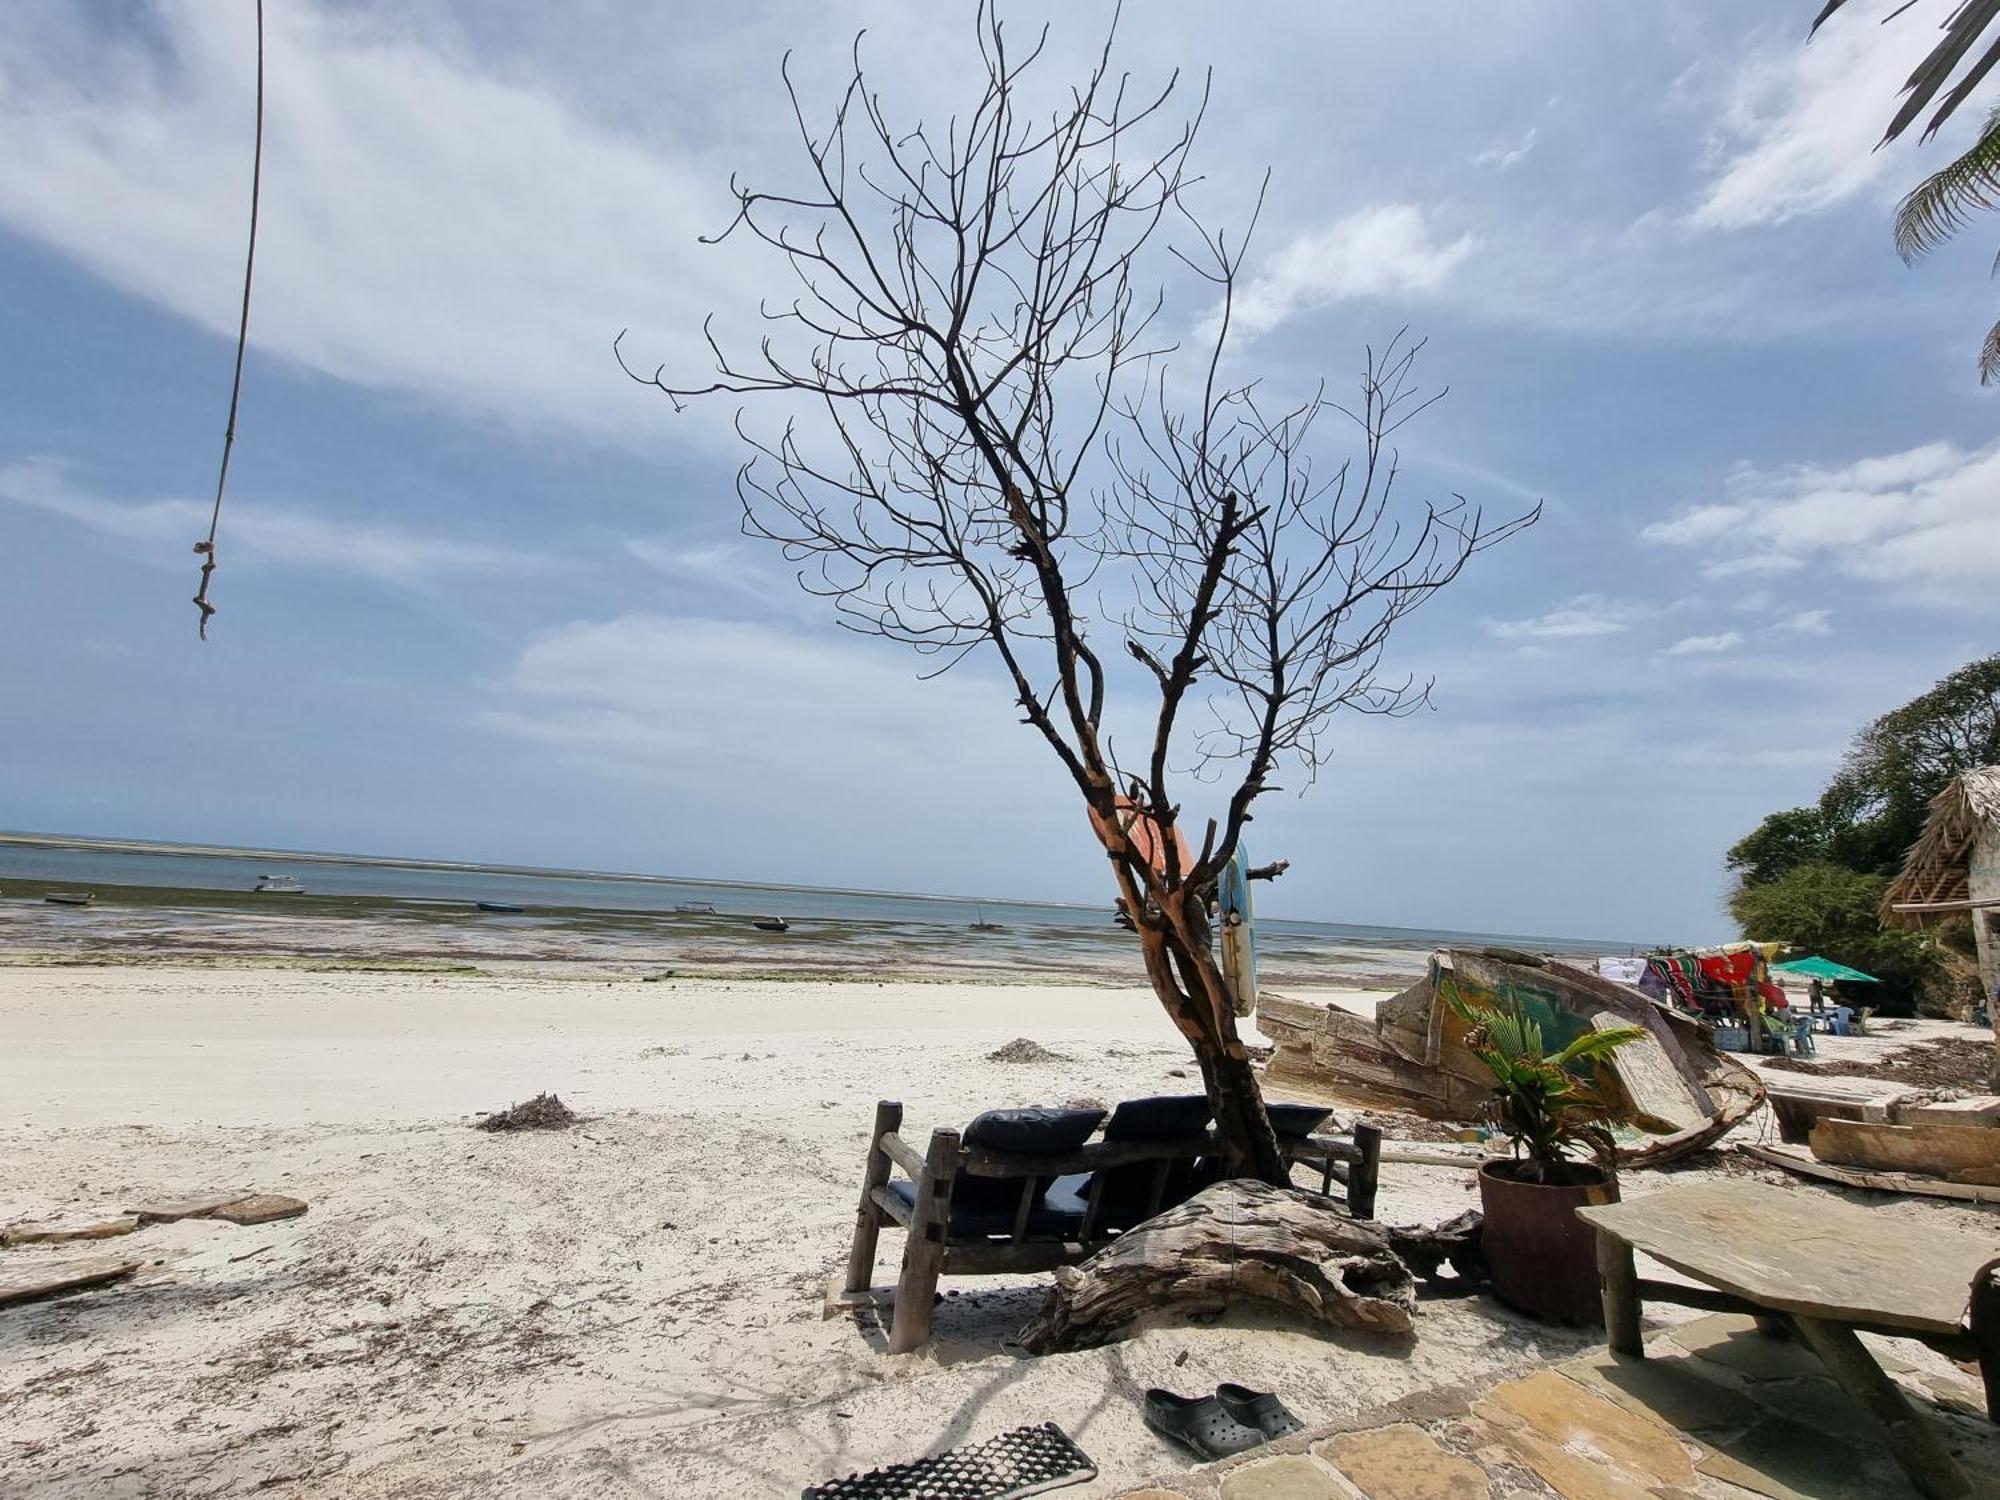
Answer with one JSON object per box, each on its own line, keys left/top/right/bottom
{"left": 475, "top": 1092, "right": 578, "bottom": 1131}
{"left": 987, "top": 1037, "right": 1067, "bottom": 1064}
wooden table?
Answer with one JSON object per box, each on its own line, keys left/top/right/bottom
{"left": 1578, "top": 1180, "right": 1999, "bottom": 1500}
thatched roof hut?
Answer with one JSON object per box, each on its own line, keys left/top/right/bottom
{"left": 1883, "top": 767, "right": 2000, "bottom": 922}
{"left": 1884, "top": 768, "right": 2000, "bottom": 1025}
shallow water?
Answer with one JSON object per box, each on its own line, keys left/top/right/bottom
{"left": 0, "top": 833, "right": 1631, "bottom": 982}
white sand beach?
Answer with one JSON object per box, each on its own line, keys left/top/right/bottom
{"left": 0, "top": 963, "right": 1535, "bottom": 1498}
{"left": 2, "top": 964, "right": 1989, "bottom": 1499}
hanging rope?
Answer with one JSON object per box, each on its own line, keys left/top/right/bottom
{"left": 193, "top": 0, "right": 265, "bottom": 639}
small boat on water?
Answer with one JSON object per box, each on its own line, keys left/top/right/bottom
{"left": 254, "top": 874, "right": 305, "bottom": 894}
{"left": 675, "top": 902, "right": 718, "bottom": 916}
{"left": 752, "top": 916, "right": 790, "bottom": 933}
{"left": 969, "top": 904, "right": 1003, "bottom": 932}
{"left": 44, "top": 891, "right": 95, "bottom": 907}
{"left": 476, "top": 901, "right": 526, "bottom": 914}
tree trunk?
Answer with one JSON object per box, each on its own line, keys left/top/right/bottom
{"left": 1139, "top": 888, "right": 1288, "bottom": 1185}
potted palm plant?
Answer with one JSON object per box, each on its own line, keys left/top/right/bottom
{"left": 1443, "top": 982, "right": 1646, "bottom": 1325}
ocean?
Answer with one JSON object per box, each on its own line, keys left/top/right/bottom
{"left": 0, "top": 832, "right": 1633, "bottom": 981}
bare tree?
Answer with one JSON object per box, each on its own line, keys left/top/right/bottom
{"left": 622, "top": 7, "right": 1535, "bottom": 1183}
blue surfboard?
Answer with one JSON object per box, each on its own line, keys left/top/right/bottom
{"left": 1219, "top": 846, "right": 1257, "bottom": 1016}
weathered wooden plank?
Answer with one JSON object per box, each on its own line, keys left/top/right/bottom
{"left": 1, "top": 1215, "right": 141, "bottom": 1246}
{"left": 1898, "top": 1095, "right": 2000, "bottom": 1127}
{"left": 842, "top": 1101, "right": 901, "bottom": 1295}
{"left": 1595, "top": 1013, "right": 1704, "bottom": 1133}
{"left": 208, "top": 1194, "right": 307, "bottom": 1225}
{"left": 1811, "top": 1119, "right": 2000, "bottom": 1183}
{"left": 1742, "top": 1141, "right": 2000, "bottom": 1204}
{"left": 876, "top": 1130, "right": 926, "bottom": 1181}
{"left": 886, "top": 1128, "right": 957, "bottom": 1354}
{"left": 126, "top": 1191, "right": 254, "bottom": 1225}
{"left": 0, "top": 1256, "right": 140, "bottom": 1307}
{"left": 1577, "top": 1180, "right": 1988, "bottom": 1336}
{"left": 867, "top": 1185, "right": 912, "bottom": 1226}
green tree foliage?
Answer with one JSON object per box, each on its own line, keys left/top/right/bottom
{"left": 1728, "top": 863, "right": 1941, "bottom": 1003}
{"left": 1727, "top": 654, "right": 2000, "bottom": 884}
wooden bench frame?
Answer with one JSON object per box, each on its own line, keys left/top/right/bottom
{"left": 829, "top": 1099, "right": 1382, "bottom": 1352}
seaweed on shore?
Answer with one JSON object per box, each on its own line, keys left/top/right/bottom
{"left": 475, "top": 1092, "right": 578, "bottom": 1132}
{"left": 987, "top": 1037, "right": 1067, "bottom": 1064}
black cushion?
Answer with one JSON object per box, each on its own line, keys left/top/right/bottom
{"left": 1268, "top": 1103, "right": 1334, "bottom": 1139}
{"left": 955, "top": 1105, "right": 1105, "bottom": 1215}
{"left": 885, "top": 1179, "right": 1083, "bottom": 1240}
{"left": 1088, "top": 1096, "right": 1213, "bottom": 1233}
{"left": 961, "top": 1105, "right": 1104, "bottom": 1153}
{"left": 1103, "top": 1094, "right": 1212, "bottom": 1141}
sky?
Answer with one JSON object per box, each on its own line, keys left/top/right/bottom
{"left": 2, "top": 1, "right": 1996, "bottom": 943}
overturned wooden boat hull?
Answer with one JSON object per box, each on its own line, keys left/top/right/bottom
{"left": 1258, "top": 948, "right": 1764, "bottom": 1168}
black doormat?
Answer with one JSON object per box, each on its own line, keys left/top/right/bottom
{"left": 802, "top": 1421, "right": 1096, "bottom": 1500}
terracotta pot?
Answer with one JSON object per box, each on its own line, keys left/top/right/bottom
{"left": 1477, "top": 1159, "right": 1618, "bottom": 1325}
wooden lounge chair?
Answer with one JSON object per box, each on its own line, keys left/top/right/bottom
{"left": 829, "top": 1096, "right": 1382, "bottom": 1352}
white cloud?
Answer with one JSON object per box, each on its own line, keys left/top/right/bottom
{"left": 480, "top": 615, "right": 1062, "bottom": 812}
{"left": 1220, "top": 204, "right": 1475, "bottom": 342}
{"left": 1702, "top": 553, "right": 1803, "bottom": 580}
{"left": 0, "top": 457, "right": 536, "bottom": 585}
{"left": 0, "top": 3, "right": 752, "bottom": 444}
{"left": 1690, "top": 2, "right": 1935, "bottom": 229}
{"left": 1484, "top": 594, "right": 1645, "bottom": 640}
{"left": 1776, "top": 608, "right": 1832, "bottom": 636}
{"left": 626, "top": 535, "right": 794, "bottom": 608}
{"left": 1663, "top": 631, "right": 1744, "bottom": 656}
{"left": 1643, "top": 440, "right": 2000, "bottom": 609}
{"left": 1640, "top": 503, "right": 1743, "bottom": 548}
{"left": 1472, "top": 127, "right": 1538, "bottom": 172}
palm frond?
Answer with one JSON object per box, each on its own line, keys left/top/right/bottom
{"left": 1551, "top": 1025, "right": 1648, "bottom": 1069}
{"left": 1814, "top": 0, "right": 2000, "bottom": 141}
{"left": 1896, "top": 107, "right": 2000, "bottom": 259}
{"left": 1980, "top": 315, "right": 2000, "bottom": 382}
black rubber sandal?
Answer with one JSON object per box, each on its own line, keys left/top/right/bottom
{"left": 1214, "top": 1383, "right": 1304, "bottom": 1440}
{"left": 1142, "top": 1388, "right": 1268, "bottom": 1460}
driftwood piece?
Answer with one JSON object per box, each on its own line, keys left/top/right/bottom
{"left": 1742, "top": 1141, "right": 2000, "bottom": 1203}
{"left": 1015, "top": 1180, "right": 1415, "bottom": 1354}
{"left": 208, "top": 1194, "right": 308, "bottom": 1226}
{"left": 0, "top": 1256, "right": 140, "bottom": 1308}
{"left": 1382, "top": 1210, "right": 1485, "bottom": 1293}
{"left": 1810, "top": 1118, "right": 2000, "bottom": 1184}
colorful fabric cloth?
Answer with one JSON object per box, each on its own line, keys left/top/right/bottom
{"left": 1699, "top": 951, "right": 1756, "bottom": 988}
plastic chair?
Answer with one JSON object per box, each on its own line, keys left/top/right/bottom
{"left": 1789, "top": 1012, "right": 1816, "bottom": 1058}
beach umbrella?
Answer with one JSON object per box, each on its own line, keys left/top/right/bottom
{"left": 1771, "top": 955, "right": 1880, "bottom": 984}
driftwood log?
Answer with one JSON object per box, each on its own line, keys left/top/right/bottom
{"left": 1016, "top": 1180, "right": 1416, "bottom": 1354}
{"left": 1383, "top": 1210, "right": 1486, "bottom": 1294}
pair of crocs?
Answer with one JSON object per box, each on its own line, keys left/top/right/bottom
{"left": 1143, "top": 1383, "right": 1303, "bottom": 1460}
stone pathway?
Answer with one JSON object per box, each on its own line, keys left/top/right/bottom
{"left": 1113, "top": 1313, "right": 1997, "bottom": 1499}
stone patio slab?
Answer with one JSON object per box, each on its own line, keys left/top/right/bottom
{"left": 1216, "top": 1453, "right": 1342, "bottom": 1500}
{"left": 1313, "top": 1424, "right": 1489, "bottom": 1499}
{"left": 1695, "top": 1412, "right": 1920, "bottom": 1500}
{"left": 1559, "top": 1347, "right": 1758, "bottom": 1437}
{"left": 1480, "top": 1369, "right": 1699, "bottom": 1489}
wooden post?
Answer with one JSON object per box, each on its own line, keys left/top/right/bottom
{"left": 887, "top": 1127, "right": 959, "bottom": 1354}
{"left": 1598, "top": 1229, "right": 1643, "bottom": 1357}
{"left": 1971, "top": 1257, "right": 1999, "bottom": 1423}
{"left": 843, "top": 1100, "right": 901, "bottom": 1295}
{"left": 1792, "top": 1316, "right": 1971, "bottom": 1499}
{"left": 1349, "top": 1123, "right": 1382, "bottom": 1220}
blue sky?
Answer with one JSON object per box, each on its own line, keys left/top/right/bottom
{"left": 2, "top": 1, "right": 1996, "bottom": 942}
